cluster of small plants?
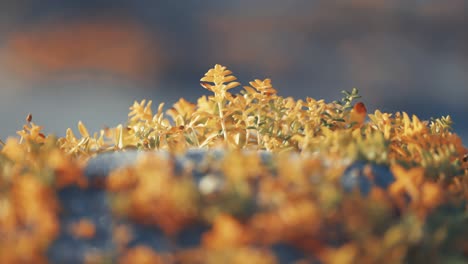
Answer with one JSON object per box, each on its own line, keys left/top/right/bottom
{"left": 0, "top": 64, "right": 467, "bottom": 263}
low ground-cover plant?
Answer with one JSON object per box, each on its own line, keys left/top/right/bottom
{"left": 0, "top": 64, "right": 467, "bottom": 263}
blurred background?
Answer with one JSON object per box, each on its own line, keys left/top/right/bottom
{"left": 0, "top": 1, "right": 466, "bottom": 144}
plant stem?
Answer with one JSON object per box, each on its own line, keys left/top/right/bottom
{"left": 256, "top": 113, "right": 261, "bottom": 146}
{"left": 217, "top": 100, "right": 228, "bottom": 141}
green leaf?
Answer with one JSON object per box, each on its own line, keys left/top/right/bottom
{"left": 332, "top": 118, "right": 346, "bottom": 122}
{"left": 185, "top": 135, "right": 194, "bottom": 145}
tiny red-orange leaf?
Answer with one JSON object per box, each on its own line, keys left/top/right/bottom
{"left": 354, "top": 102, "right": 367, "bottom": 115}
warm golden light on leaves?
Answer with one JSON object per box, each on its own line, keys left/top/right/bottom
{"left": 0, "top": 64, "right": 466, "bottom": 263}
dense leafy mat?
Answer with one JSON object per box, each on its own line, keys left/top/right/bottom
{"left": 0, "top": 65, "right": 467, "bottom": 263}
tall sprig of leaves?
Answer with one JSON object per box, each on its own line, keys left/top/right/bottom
{"left": 200, "top": 64, "right": 240, "bottom": 141}
{"left": 325, "top": 88, "right": 362, "bottom": 129}
{"left": 241, "top": 79, "right": 279, "bottom": 147}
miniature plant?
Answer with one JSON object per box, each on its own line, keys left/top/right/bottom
{"left": 0, "top": 64, "right": 467, "bottom": 263}
{"left": 200, "top": 64, "right": 240, "bottom": 142}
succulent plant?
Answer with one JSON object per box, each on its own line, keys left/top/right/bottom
{"left": 0, "top": 64, "right": 467, "bottom": 263}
